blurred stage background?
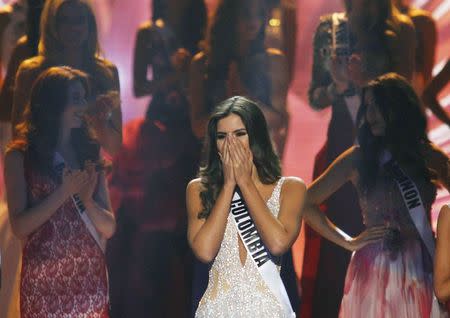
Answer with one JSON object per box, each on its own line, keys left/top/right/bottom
{"left": 2, "top": 0, "right": 448, "bottom": 278}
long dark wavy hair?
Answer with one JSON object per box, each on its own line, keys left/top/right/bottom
{"left": 8, "top": 66, "right": 100, "bottom": 177}
{"left": 204, "top": 0, "right": 269, "bottom": 111}
{"left": 198, "top": 96, "right": 281, "bottom": 218}
{"left": 356, "top": 73, "right": 433, "bottom": 191}
{"left": 26, "top": 0, "right": 46, "bottom": 55}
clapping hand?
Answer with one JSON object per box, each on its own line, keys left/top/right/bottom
{"left": 61, "top": 168, "right": 90, "bottom": 198}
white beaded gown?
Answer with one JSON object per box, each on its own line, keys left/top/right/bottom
{"left": 195, "top": 177, "right": 291, "bottom": 318}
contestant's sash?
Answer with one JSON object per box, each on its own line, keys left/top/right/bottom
{"left": 71, "top": 194, "right": 105, "bottom": 252}
{"left": 386, "top": 159, "right": 448, "bottom": 318}
{"left": 230, "top": 190, "right": 295, "bottom": 318}
{"left": 54, "top": 153, "right": 105, "bottom": 252}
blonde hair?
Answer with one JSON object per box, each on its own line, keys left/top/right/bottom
{"left": 38, "top": 0, "right": 100, "bottom": 67}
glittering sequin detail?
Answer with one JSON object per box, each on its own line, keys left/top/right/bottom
{"left": 196, "top": 178, "right": 288, "bottom": 318}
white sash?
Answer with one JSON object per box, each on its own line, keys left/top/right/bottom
{"left": 386, "top": 158, "right": 448, "bottom": 318}
{"left": 53, "top": 153, "right": 105, "bottom": 252}
{"left": 230, "top": 190, "right": 295, "bottom": 318}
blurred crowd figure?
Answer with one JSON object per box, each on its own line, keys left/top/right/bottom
{"left": 0, "top": 0, "right": 26, "bottom": 78}
{"left": 423, "top": 59, "right": 450, "bottom": 127}
{"left": 0, "top": 0, "right": 448, "bottom": 317}
{"left": 106, "top": 0, "right": 205, "bottom": 316}
{"left": 189, "top": 0, "right": 290, "bottom": 155}
{"left": 393, "top": 0, "right": 437, "bottom": 95}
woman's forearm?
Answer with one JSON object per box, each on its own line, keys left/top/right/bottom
{"left": 435, "top": 278, "right": 450, "bottom": 303}
{"left": 191, "top": 184, "right": 235, "bottom": 262}
{"left": 84, "top": 200, "right": 116, "bottom": 239}
{"left": 238, "top": 179, "right": 293, "bottom": 256}
{"left": 303, "top": 203, "right": 353, "bottom": 250}
{"left": 9, "top": 186, "right": 69, "bottom": 240}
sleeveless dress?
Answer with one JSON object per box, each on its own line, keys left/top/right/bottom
{"left": 20, "top": 160, "right": 109, "bottom": 318}
{"left": 339, "top": 166, "right": 436, "bottom": 317}
{"left": 302, "top": 12, "right": 394, "bottom": 318}
{"left": 196, "top": 177, "right": 291, "bottom": 318}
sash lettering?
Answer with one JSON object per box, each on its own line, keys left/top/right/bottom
{"left": 231, "top": 198, "right": 270, "bottom": 267}
{"left": 230, "top": 189, "right": 295, "bottom": 317}
{"left": 385, "top": 157, "right": 447, "bottom": 318}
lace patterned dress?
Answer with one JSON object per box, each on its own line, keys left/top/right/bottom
{"left": 20, "top": 160, "right": 109, "bottom": 318}
{"left": 196, "top": 177, "right": 291, "bottom": 318}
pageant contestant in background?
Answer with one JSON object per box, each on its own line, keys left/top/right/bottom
{"left": 0, "top": 0, "right": 45, "bottom": 124}
{"left": 435, "top": 204, "right": 450, "bottom": 308}
{"left": 189, "top": 0, "right": 289, "bottom": 156}
{"left": 302, "top": 1, "right": 417, "bottom": 316}
{"left": 105, "top": 0, "right": 205, "bottom": 316}
{"left": 11, "top": 0, "right": 122, "bottom": 156}
{"left": 393, "top": 0, "right": 437, "bottom": 95}
{"left": 187, "top": 96, "right": 305, "bottom": 317}
{"left": 0, "top": 0, "right": 27, "bottom": 79}
{"left": 5, "top": 66, "right": 116, "bottom": 317}
{"left": 304, "top": 73, "right": 450, "bottom": 318}
{"left": 423, "top": 59, "right": 450, "bottom": 128}
{"left": 132, "top": 0, "right": 206, "bottom": 107}
{"left": 345, "top": 0, "right": 416, "bottom": 85}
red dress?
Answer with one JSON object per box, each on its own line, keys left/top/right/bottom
{"left": 20, "top": 162, "right": 109, "bottom": 318}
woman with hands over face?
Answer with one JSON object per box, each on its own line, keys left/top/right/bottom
{"left": 5, "top": 67, "right": 115, "bottom": 317}
{"left": 186, "top": 96, "right": 305, "bottom": 317}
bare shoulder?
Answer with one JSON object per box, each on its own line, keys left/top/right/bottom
{"left": 438, "top": 205, "right": 450, "bottom": 232}
{"left": 16, "top": 35, "right": 28, "bottom": 49}
{"left": 186, "top": 178, "right": 204, "bottom": 216}
{"left": 138, "top": 20, "right": 152, "bottom": 33}
{"left": 409, "top": 7, "right": 434, "bottom": 22}
{"left": 282, "top": 176, "right": 306, "bottom": 192}
{"left": 136, "top": 21, "right": 153, "bottom": 40}
{"left": 439, "top": 205, "right": 450, "bottom": 219}
{"left": 17, "top": 56, "right": 44, "bottom": 78}
{"left": 101, "top": 58, "right": 118, "bottom": 75}
{"left": 191, "top": 51, "right": 207, "bottom": 68}
{"left": 95, "top": 58, "right": 119, "bottom": 87}
{"left": 266, "top": 48, "right": 285, "bottom": 59}
{"left": 190, "top": 51, "right": 207, "bottom": 78}
{"left": 187, "top": 178, "right": 203, "bottom": 195}
{"left": 397, "top": 12, "right": 415, "bottom": 34}
{"left": 266, "top": 48, "right": 287, "bottom": 66}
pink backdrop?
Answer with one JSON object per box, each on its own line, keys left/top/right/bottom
{"left": 92, "top": 0, "right": 450, "bottom": 276}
